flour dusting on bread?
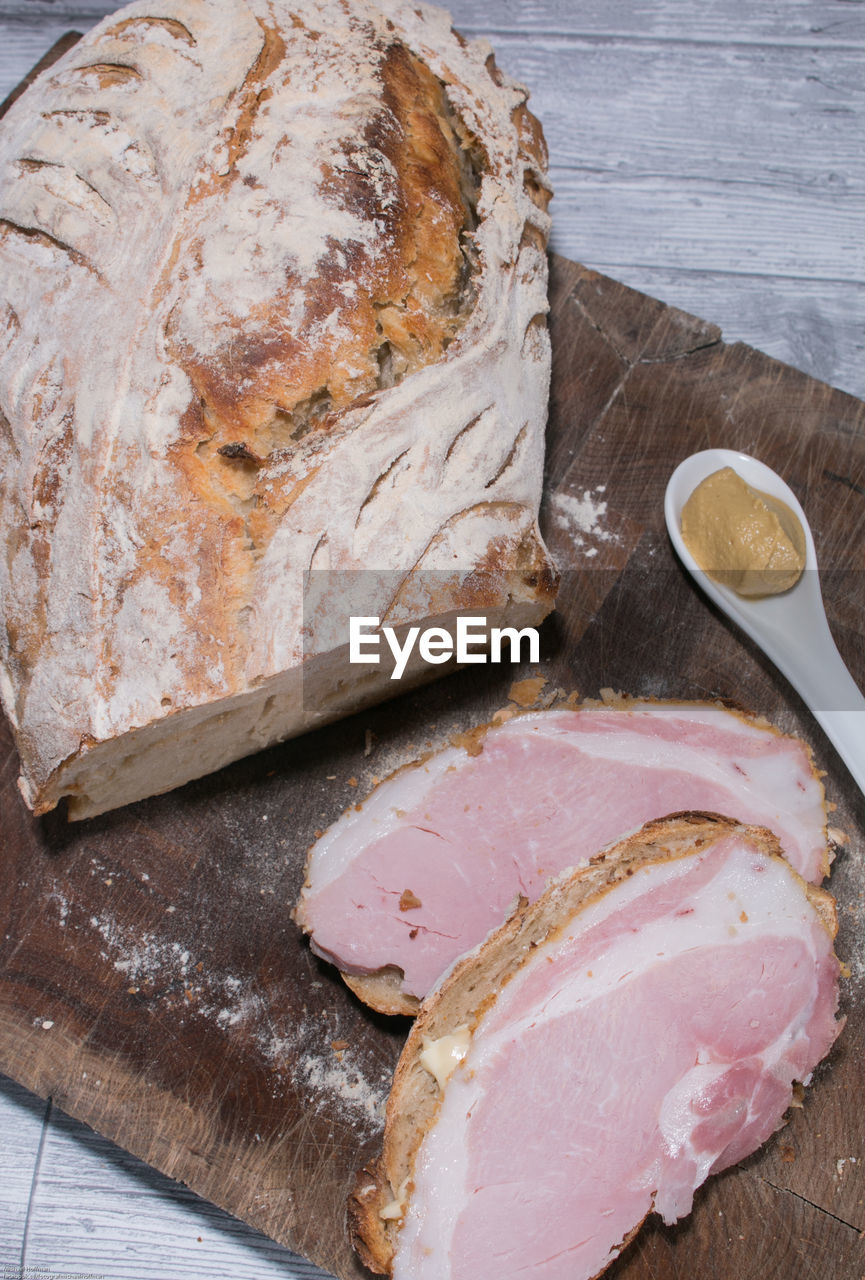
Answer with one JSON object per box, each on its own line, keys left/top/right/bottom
{"left": 0, "top": 0, "right": 555, "bottom": 818}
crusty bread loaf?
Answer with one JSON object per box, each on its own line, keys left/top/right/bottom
{"left": 350, "top": 812, "right": 840, "bottom": 1277}
{"left": 0, "top": 0, "right": 556, "bottom": 819}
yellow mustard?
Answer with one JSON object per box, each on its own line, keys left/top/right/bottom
{"left": 681, "top": 466, "right": 806, "bottom": 597}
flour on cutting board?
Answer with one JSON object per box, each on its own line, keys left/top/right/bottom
{"left": 90, "top": 914, "right": 193, "bottom": 985}
{"left": 297, "top": 1049, "right": 388, "bottom": 1127}
{"left": 84, "top": 906, "right": 389, "bottom": 1133}
{"left": 838, "top": 836, "right": 865, "bottom": 996}
{"left": 552, "top": 486, "right": 618, "bottom": 555}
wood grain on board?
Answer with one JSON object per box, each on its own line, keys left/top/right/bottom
{"left": 1, "top": 28, "right": 864, "bottom": 1280}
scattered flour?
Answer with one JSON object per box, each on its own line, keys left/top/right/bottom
{"left": 833, "top": 833, "right": 865, "bottom": 997}
{"left": 85, "top": 909, "right": 390, "bottom": 1132}
{"left": 297, "top": 1048, "right": 388, "bottom": 1129}
{"left": 91, "top": 913, "right": 193, "bottom": 986}
{"left": 214, "top": 984, "right": 268, "bottom": 1030}
{"left": 47, "top": 885, "right": 69, "bottom": 925}
{"left": 552, "top": 486, "right": 618, "bottom": 557}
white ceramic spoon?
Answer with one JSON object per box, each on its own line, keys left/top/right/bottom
{"left": 665, "top": 448, "right": 865, "bottom": 796}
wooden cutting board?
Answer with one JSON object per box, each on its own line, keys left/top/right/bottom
{"left": 2, "top": 42, "right": 864, "bottom": 1280}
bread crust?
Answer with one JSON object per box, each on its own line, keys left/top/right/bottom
{"left": 342, "top": 970, "right": 420, "bottom": 1019}
{"left": 349, "top": 810, "right": 838, "bottom": 1274}
{"left": 0, "top": 0, "right": 555, "bottom": 818}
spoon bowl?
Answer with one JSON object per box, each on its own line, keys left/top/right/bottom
{"left": 665, "top": 449, "right": 865, "bottom": 796}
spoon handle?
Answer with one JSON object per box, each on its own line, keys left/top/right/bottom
{"left": 769, "top": 607, "right": 865, "bottom": 798}
{"left": 815, "top": 706, "right": 865, "bottom": 798}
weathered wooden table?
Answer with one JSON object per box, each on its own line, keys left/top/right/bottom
{"left": 1, "top": 3, "right": 864, "bottom": 1278}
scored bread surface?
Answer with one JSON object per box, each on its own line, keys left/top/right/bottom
{"left": 0, "top": 0, "right": 555, "bottom": 818}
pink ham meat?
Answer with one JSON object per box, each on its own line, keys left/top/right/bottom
{"left": 362, "top": 820, "right": 841, "bottom": 1280}
{"left": 296, "top": 701, "right": 828, "bottom": 1003}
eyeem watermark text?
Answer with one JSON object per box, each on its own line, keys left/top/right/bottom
{"left": 349, "top": 615, "right": 540, "bottom": 679}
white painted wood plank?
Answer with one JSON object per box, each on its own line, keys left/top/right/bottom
{"left": 2, "top": 0, "right": 864, "bottom": 47}
{"left": 24, "top": 1203, "right": 332, "bottom": 1280}
{"left": 0, "top": 1, "right": 115, "bottom": 9}
{"left": 13, "top": 1089, "right": 333, "bottom": 1278}
{"left": 587, "top": 269, "right": 865, "bottom": 402}
{"left": 483, "top": 36, "right": 865, "bottom": 187}
{"left": 437, "top": 0, "right": 865, "bottom": 47}
{"left": 2, "top": 21, "right": 862, "bottom": 291}
{"left": 2, "top": 14, "right": 862, "bottom": 287}
{"left": 33, "top": 23, "right": 865, "bottom": 197}
{"left": 0, "top": 1078, "right": 46, "bottom": 1268}
{"left": 546, "top": 172, "right": 863, "bottom": 283}
{"left": 0, "top": 22, "right": 92, "bottom": 101}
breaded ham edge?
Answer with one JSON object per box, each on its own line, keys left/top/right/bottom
{"left": 349, "top": 812, "right": 841, "bottom": 1279}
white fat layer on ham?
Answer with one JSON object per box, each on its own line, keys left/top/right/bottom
{"left": 298, "top": 702, "right": 827, "bottom": 999}
{"left": 301, "top": 746, "right": 464, "bottom": 892}
{"left": 392, "top": 838, "right": 839, "bottom": 1280}
{"left": 484, "top": 843, "right": 814, "bottom": 1033}
{"left": 303, "top": 704, "right": 822, "bottom": 894}
{"left": 501, "top": 712, "right": 819, "bottom": 870}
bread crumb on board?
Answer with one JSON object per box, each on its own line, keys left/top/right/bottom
{"left": 508, "top": 675, "right": 548, "bottom": 707}
{"left": 449, "top": 726, "right": 487, "bottom": 757}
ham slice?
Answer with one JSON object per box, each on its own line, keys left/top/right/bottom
{"left": 350, "top": 814, "right": 841, "bottom": 1280}
{"left": 295, "top": 700, "right": 828, "bottom": 1011}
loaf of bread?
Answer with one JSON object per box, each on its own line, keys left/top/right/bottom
{"left": 350, "top": 813, "right": 841, "bottom": 1279}
{"left": 0, "top": 0, "right": 556, "bottom": 819}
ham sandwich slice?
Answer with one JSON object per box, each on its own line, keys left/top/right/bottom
{"left": 295, "top": 700, "right": 829, "bottom": 1013}
{"left": 350, "top": 814, "right": 842, "bottom": 1280}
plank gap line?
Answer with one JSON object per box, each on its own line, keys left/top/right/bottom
{"left": 582, "top": 260, "right": 865, "bottom": 290}
{"left": 17, "top": 1093, "right": 53, "bottom": 1278}
{"left": 458, "top": 27, "right": 865, "bottom": 56}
